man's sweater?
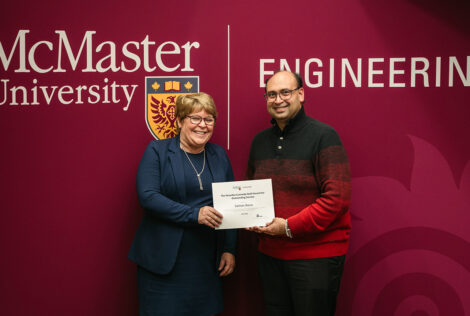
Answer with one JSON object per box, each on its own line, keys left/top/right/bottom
{"left": 246, "top": 106, "right": 352, "bottom": 260}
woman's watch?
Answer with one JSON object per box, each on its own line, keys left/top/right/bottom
{"left": 285, "top": 219, "right": 293, "bottom": 238}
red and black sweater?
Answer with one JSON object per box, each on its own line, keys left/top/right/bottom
{"left": 246, "top": 106, "right": 351, "bottom": 260}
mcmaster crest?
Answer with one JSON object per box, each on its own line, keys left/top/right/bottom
{"left": 145, "top": 76, "right": 199, "bottom": 139}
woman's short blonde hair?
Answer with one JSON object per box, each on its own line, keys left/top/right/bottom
{"left": 175, "top": 92, "right": 217, "bottom": 132}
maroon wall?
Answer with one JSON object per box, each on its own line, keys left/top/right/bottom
{"left": 1, "top": 0, "right": 469, "bottom": 315}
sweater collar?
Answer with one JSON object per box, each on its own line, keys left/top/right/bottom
{"left": 270, "top": 105, "right": 308, "bottom": 135}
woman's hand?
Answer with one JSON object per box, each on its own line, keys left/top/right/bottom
{"left": 198, "top": 206, "right": 223, "bottom": 228}
{"left": 218, "top": 252, "right": 235, "bottom": 277}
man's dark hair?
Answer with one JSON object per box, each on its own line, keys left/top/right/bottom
{"left": 264, "top": 70, "right": 303, "bottom": 92}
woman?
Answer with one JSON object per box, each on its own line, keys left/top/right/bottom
{"left": 128, "top": 92, "right": 237, "bottom": 315}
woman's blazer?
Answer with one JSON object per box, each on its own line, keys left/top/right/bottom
{"left": 128, "top": 135, "right": 237, "bottom": 275}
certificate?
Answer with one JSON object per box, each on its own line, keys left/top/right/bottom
{"left": 212, "top": 179, "right": 275, "bottom": 230}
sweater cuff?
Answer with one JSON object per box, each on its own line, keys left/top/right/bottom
{"left": 286, "top": 214, "right": 304, "bottom": 236}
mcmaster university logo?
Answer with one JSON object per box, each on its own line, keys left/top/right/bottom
{"left": 145, "top": 76, "right": 199, "bottom": 140}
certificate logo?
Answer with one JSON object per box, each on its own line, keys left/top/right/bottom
{"left": 145, "top": 76, "right": 199, "bottom": 139}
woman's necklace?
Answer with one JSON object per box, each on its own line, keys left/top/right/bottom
{"left": 183, "top": 148, "right": 206, "bottom": 190}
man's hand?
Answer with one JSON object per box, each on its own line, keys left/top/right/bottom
{"left": 198, "top": 206, "right": 223, "bottom": 228}
{"left": 246, "top": 217, "right": 287, "bottom": 236}
{"left": 218, "top": 252, "right": 235, "bottom": 276}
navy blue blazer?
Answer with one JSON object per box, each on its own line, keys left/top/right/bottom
{"left": 128, "top": 136, "right": 237, "bottom": 275}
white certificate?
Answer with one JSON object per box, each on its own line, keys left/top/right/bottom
{"left": 212, "top": 179, "right": 275, "bottom": 230}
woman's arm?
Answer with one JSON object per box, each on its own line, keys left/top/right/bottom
{"left": 137, "top": 142, "right": 199, "bottom": 225}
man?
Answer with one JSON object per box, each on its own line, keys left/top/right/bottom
{"left": 247, "top": 70, "right": 351, "bottom": 316}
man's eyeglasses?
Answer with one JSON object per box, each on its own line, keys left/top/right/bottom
{"left": 264, "top": 88, "right": 300, "bottom": 101}
{"left": 186, "top": 115, "right": 216, "bottom": 126}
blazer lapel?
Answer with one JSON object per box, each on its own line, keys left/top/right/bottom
{"left": 206, "top": 144, "right": 223, "bottom": 183}
{"left": 168, "top": 136, "right": 187, "bottom": 202}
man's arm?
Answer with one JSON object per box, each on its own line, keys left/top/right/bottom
{"left": 254, "top": 130, "right": 351, "bottom": 237}
{"left": 288, "top": 131, "right": 351, "bottom": 236}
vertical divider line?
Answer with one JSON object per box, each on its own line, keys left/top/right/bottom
{"left": 227, "top": 25, "right": 230, "bottom": 150}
